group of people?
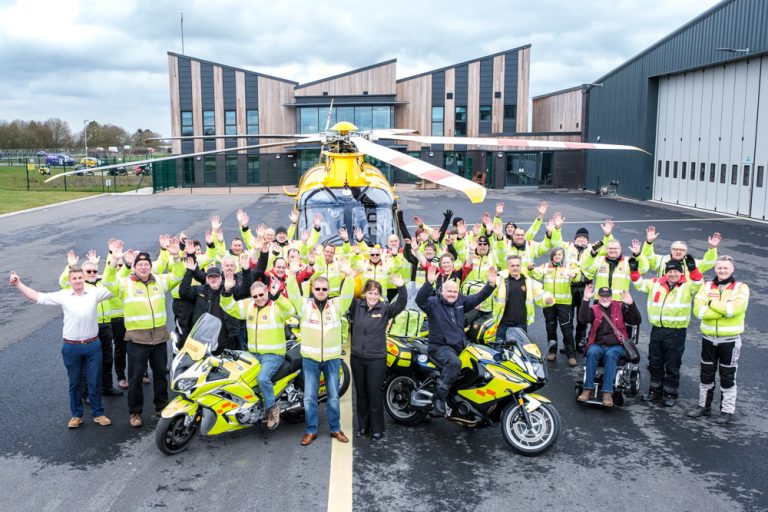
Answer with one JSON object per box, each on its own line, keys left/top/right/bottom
{"left": 8, "top": 199, "right": 749, "bottom": 441}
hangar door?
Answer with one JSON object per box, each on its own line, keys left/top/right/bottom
{"left": 653, "top": 57, "right": 768, "bottom": 219}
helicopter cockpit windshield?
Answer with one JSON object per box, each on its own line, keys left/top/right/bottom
{"left": 299, "top": 186, "right": 396, "bottom": 246}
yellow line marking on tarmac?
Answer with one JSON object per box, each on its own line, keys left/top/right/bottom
{"left": 327, "top": 353, "right": 353, "bottom": 512}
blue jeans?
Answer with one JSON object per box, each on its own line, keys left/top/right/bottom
{"left": 585, "top": 344, "right": 625, "bottom": 393}
{"left": 62, "top": 341, "right": 103, "bottom": 417}
{"left": 302, "top": 358, "right": 341, "bottom": 435}
{"left": 496, "top": 323, "right": 527, "bottom": 343}
{"left": 255, "top": 353, "right": 285, "bottom": 409}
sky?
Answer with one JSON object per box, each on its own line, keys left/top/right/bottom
{"left": 0, "top": 0, "right": 723, "bottom": 138}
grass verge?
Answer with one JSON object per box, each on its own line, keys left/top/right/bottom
{"left": 0, "top": 190, "right": 100, "bottom": 215}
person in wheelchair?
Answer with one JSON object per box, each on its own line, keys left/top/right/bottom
{"left": 577, "top": 284, "right": 642, "bottom": 406}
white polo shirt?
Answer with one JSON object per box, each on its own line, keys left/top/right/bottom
{"left": 37, "top": 288, "right": 113, "bottom": 341}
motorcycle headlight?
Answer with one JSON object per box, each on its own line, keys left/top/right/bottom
{"left": 417, "top": 354, "right": 429, "bottom": 364}
{"left": 174, "top": 377, "right": 197, "bottom": 392}
{"left": 532, "top": 361, "right": 546, "bottom": 380}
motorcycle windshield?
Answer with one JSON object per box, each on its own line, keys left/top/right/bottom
{"left": 185, "top": 313, "right": 222, "bottom": 355}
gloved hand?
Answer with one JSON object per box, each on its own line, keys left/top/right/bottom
{"left": 590, "top": 240, "right": 604, "bottom": 257}
{"left": 684, "top": 254, "right": 696, "bottom": 272}
{"left": 443, "top": 209, "right": 453, "bottom": 220}
{"left": 628, "top": 256, "right": 639, "bottom": 272}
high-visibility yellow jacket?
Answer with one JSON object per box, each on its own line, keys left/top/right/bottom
{"left": 311, "top": 257, "right": 344, "bottom": 296}
{"left": 103, "top": 260, "right": 184, "bottom": 331}
{"left": 221, "top": 294, "right": 295, "bottom": 355}
{"left": 693, "top": 279, "right": 749, "bottom": 337}
{"left": 491, "top": 271, "right": 552, "bottom": 326}
{"left": 287, "top": 276, "right": 354, "bottom": 361}
{"left": 530, "top": 262, "right": 581, "bottom": 305}
{"left": 582, "top": 254, "right": 649, "bottom": 300}
{"left": 642, "top": 242, "right": 718, "bottom": 277}
{"left": 632, "top": 269, "right": 703, "bottom": 328}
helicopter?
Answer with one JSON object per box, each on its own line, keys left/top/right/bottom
{"left": 46, "top": 118, "right": 646, "bottom": 246}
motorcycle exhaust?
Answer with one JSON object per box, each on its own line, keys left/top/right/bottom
{"left": 410, "top": 389, "right": 433, "bottom": 409}
{"left": 447, "top": 416, "right": 480, "bottom": 427}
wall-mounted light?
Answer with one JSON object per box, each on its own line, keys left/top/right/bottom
{"left": 275, "top": 154, "right": 281, "bottom": 159}
{"left": 596, "top": 136, "right": 601, "bottom": 142}
{"left": 428, "top": 151, "right": 434, "bottom": 157}
{"left": 286, "top": 154, "right": 295, "bottom": 159}
{"left": 196, "top": 156, "right": 201, "bottom": 161}
{"left": 497, "top": 152, "right": 504, "bottom": 158}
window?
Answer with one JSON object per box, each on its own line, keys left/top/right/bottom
{"left": 455, "top": 106, "right": 467, "bottom": 136}
{"left": 355, "top": 107, "right": 373, "bottom": 131}
{"left": 665, "top": 161, "right": 670, "bottom": 177}
{"left": 681, "top": 162, "right": 686, "bottom": 179}
{"left": 709, "top": 163, "right": 715, "bottom": 182}
{"left": 182, "top": 158, "right": 194, "bottom": 185}
{"left": 204, "top": 155, "right": 217, "bottom": 185}
{"left": 720, "top": 164, "right": 726, "bottom": 184}
{"left": 503, "top": 105, "right": 516, "bottom": 120}
{"left": 479, "top": 106, "right": 492, "bottom": 121}
{"left": 336, "top": 106, "right": 354, "bottom": 123}
{"left": 700, "top": 163, "right": 705, "bottom": 181}
{"left": 657, "top": 160, "right": 662, "bottom": 177}
{"left": 181, "top": 111, "right": 193, "bottom": 136}
{"left": 300, "top": 108, "right": 319, "bottom": 134}
{"left": 673, "top": 162, "right": 679, "bottom": 179}
{"left": 225, "top": 111, "right": 237, "bottom": 136}
{"left": 226, "top": 155, "right": 238, "bottom": 184}
{"left": 691, "top": 162, "right": 696, "bottom": 180}
{"left": 743, "top": 165, "right": 751, "bottom": 186}
{"left": 203, "top": 110, "right": 215, "bottom": 136}
{"left": 247, "top": 110, "right": 259, "bottom": 135}
{"left": 372, "top": 106, "right": 390, "bottom": 130}
{"left": 757, "top": 166, "right": 764, "bottom": 188}
{"left": 432, "top": 106, "right": 444, "bottom": 136}
{"left": 444, "top": 152, "right": 465, "bottom": 174}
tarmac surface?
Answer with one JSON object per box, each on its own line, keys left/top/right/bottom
{"left": 0, "top": 188, "right": 766, "bottom": 511}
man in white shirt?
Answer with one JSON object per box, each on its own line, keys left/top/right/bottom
{"left": 9, "top": 268, "right": 114, "bottom": 429}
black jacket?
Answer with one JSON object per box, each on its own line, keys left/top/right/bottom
{"left": 348, "top": 285, "right": 407, "bottom": 358}
{"left": 416, "top": 280, "right": 496, "bottom": 353}
{"left": 179, "top": 269, "right": 252, "bottom": 351}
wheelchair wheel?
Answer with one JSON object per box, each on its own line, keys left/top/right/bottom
{"left": 613, "top": 391, "right": 625, "bottom": 407}
{"left": 627, "top": 368, "right": 641, "bottom": 396}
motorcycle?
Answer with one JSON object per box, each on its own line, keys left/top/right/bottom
{"left": 156, "top": 313, "right": 350, "bottom": 454}
{"left": 384, "top": 327, "right": 560, "bottom": 455}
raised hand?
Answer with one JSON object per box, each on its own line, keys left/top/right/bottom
{"left": 584, "top": 283, "right": 594, "bottom": 300}
{"left": 301, "top": 229, "right": 311, "bottom": 243}
{"left": 313, "top": 213, "right": 322, "bottom": 228}
{"left": 185, "top": 256, "right": 196, "bottom": 271}
{"left": 708, "top": 232, "right": 722, "bottom": 249}
{"left": 354, "top": 227, "right": 364, "bottom": 242}
{"left": 338, "top": 227, "right": 349, "bottom": 242}
{"left": 495, "top": 202, "right": 504, "bottom": 217}
{"left": 390, "top": 273, "right": 404, "bottom": 287}
{"left": 261, "top": 239, "right": 271, "bottom": 253}
{"left": 288, "top": 210, "right": 298, "bottom": 224}
{"left": 216, "top": 230, "right": 224, "bottom": 243}
{"left": 158, "top": 234, "right": 170, "bottom": 250}
{"left": 67, "top": 250, "right": 79, "bottom": 267}
{"left": 493, "top": 223, "right": 503, "bottom": 238}
{"left": 646, "top": 225, "right": 659, "bottom": 243}
{"left": 107, "top": 239, "right": 120, "bottom": 254}
{"left": 537, "top": 201, "right": 549, "bottom": 219}
{"left": 168, "top": 237, "right": 181, "bottom": 257}
{"left": 481, "top": 212, "right": 492, "bottom": 226}
{"left": 111, "top": 241, "right": 124, "bottom": 262}
{"left": 9, "top": 271, "right": 20, "bottom": 287}
{"left": 457, "top": 224, "right": 467, "bottom": 238}
{"left": 527, "top": 262, "right": 536, "bottom": 271}
{"left": 210, "top": 215, "right": 222, "bottom": 231}
{"left": 256, "top": 223, "right": 267, "bottom": 239}
{"left": 124, "top": 249, "right": 136, "bottom": 266}
{"left": 86, "top": 249, "right": 100, "bottom": 265}
{"left": 240, "top": 252, "right": 251, "bottom": 270}
{"left": 487, "top": 265, "right": 497, "bottom": 286}
{"left": 239, "top": 210, "right": 250, "bottom": 228}
{"left": 426, "top": 264, "right": 438, "bottom": 284}
{"left": 224, "top": 271, "right": 235, "bottom": 291}
{"left": 601, "top": 218, "right": 614, "bottom": 236}
{"left": 552, "top": 211, "right": 564, "bottom": 229}
{"left": 630, "top": 239, "right": 641, "bottom": 256}
{"left": 621, "top": 290, "right": 633, "bottom": 305}
{"left": 185, "top": 241, "right": 196, "bottom": 255}
{"left": 204, "top": 230, "right": 213, "bottom": 245}
{"left": 473, "top": 223, "right": 482, "bottom": 236}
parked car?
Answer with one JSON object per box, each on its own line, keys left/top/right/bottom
{"left": 45, "top": 154, "right": 75, "bottom": 166}
{"left": 74, "top": 165, "right": 94, "bottom": 176}
{"left": 38, "top": 166, "right": 51, "bottom": 175}
{"left": 108, "top": 166, "right": 128, "bottom": 176}
{"left": 80, "top": 157, "right": 102, "bottom": 167}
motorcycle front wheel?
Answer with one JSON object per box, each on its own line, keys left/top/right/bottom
{"left": 501, "top": 402, "right": 560, "bottom": 456}
{"left": 384, "top": 375, "right": 426, "bottom": 425}
{"left": 155, "top": 414, "right": 199, "bottom": 455}
{"left": 338, "top": 360, "right": 351, "bottom": 398}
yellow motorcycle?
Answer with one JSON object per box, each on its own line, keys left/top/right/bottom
{"left": 156, "top": 313, "right": 350, "bottom": 454}
{"left": 384, "top": 327, "right": 560, "bottom": 455}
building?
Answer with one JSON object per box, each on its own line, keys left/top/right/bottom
{"left": 165, "top": 46, "right": 572, "bottom": 190}
{"left": 576, "top": 0, "right": 768, "bottom": 219}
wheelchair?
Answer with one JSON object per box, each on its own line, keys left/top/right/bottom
{"left": 575, "top": 324, "right": 641, "bottom": 407}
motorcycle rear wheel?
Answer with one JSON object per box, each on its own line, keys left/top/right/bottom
{"left": 384, "top": 375, "right": 426, "bottom": 425}
{"left": 501, "top": 402, "right": 560, "bottom": 456}
{"left": 155, "top": 414, "right": 199, "bottom": 455}
{"left": 338, "top": 360, "right": 351, "bottom": 398}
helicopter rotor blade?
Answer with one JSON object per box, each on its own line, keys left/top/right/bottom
{"left": 44, "top": 137, "right": 321, "bottom": 183}
{"left": 351, "top": 137, "right": 486, "bottom": 204}
{"left": 375, "top": 134, "right": 650, "bottom": 154}
{"left": 145, "top": 134, "right": 313, "bottom": 142}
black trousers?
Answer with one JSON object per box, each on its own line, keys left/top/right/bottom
{"left": 172, "top": 298, "right": 194, "bottom": 343}
{"left": 429, "top": 345, "right": 462, "bottom": 399}
{"left": 81, "top": 322, "right": 114, "bottom": 396}
{"left": 111, "top": 317, "right": 127, "bottom": 380}
{"left": 544, "top": 304, "right": 576, "bottom": 357}
{"left": 571, "top": 285, "right": 587, "bottom": 344}
{"left": 648, "top": 326, "right": 686, "bottom": 397}
{"left": 126, "top": 341, "right": 169, "bottom": 414}
{"left": 350, "top": 355, "right": 387, "bottom": 434}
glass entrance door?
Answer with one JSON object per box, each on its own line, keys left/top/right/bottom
{"left": 506, "top": 153, "right": 540, "bottom": 186}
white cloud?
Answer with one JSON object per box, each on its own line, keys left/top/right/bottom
{"left": 0, "top": 0, "right": 722, "bottom": 138}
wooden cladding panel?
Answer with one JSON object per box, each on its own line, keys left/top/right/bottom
{"left": 295, "top": 62, "right": 396, "bottom": 96}
{"left": 213, "top": 65, "right": 225, "bottom": 150}
{"left": 516, "top": 47, "right": 530, "bottom": 132}
{"left": 532, "top": 89, "right": 583, "bottom": 133}
{"left": 395, "top": 75, "right": 432, "bottom": 151}
{"left": 467, "top": 61, "right": 480, "bottom": 138}
{"left": 492, "top": 55, "right": 505, "bottom": 134}
{"left": 258, "top": 77, "right": 295, "bottom": 153}
{"left": 168, "top": 54, "right": 181, "bottom": 156}
{"left": 444, "top": 68, "right": 455, "bottom": 151}
{"left": 191, "top": 60, "right": 203, "bottom": 153}
{"left": 235, "top": 71, "right": 248, "bottom": 153}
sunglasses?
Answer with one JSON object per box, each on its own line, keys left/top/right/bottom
{"left": 370, "top": 253, "right": 381, "bottom": 257}
{"left": 252, "top": 293, "right": 266, "bottom": 298}
{"left": 84, "top": 270, "right": 98, "bottom": 274}
{"left": 116, "top": 264, "right": 123, "bottom": 268}
{"left": 477, "top": 242, "right": 488, "bottom": 246}
{"left": 314, "top": 287, "right": 328, "bottom": 292}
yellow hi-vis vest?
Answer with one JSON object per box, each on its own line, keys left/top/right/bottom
{"left": 287, "top": 277, "right": 354, "bottom": 362}
{"left": 491, "top": 272, "right": 552, "bottom": 326}
{"left": 221, "top": 294, "right": 294, "bottom": 355}
{"left": 633, "top": 275, "right": 702, "bottom": 328}
{"left": 312, "top": 259, "right": 343, "bottom": 296}
{"left": 359, "top": 259, "right": 391, "bottom": 298}
{"left": 693, "top": 280, "right": 749, "bottom": 337}
{"left": 530, "top": 262, "right": 579, "bottom": 305}
{"left": 583, "top": 255, "right": 648, "bottom": 301}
